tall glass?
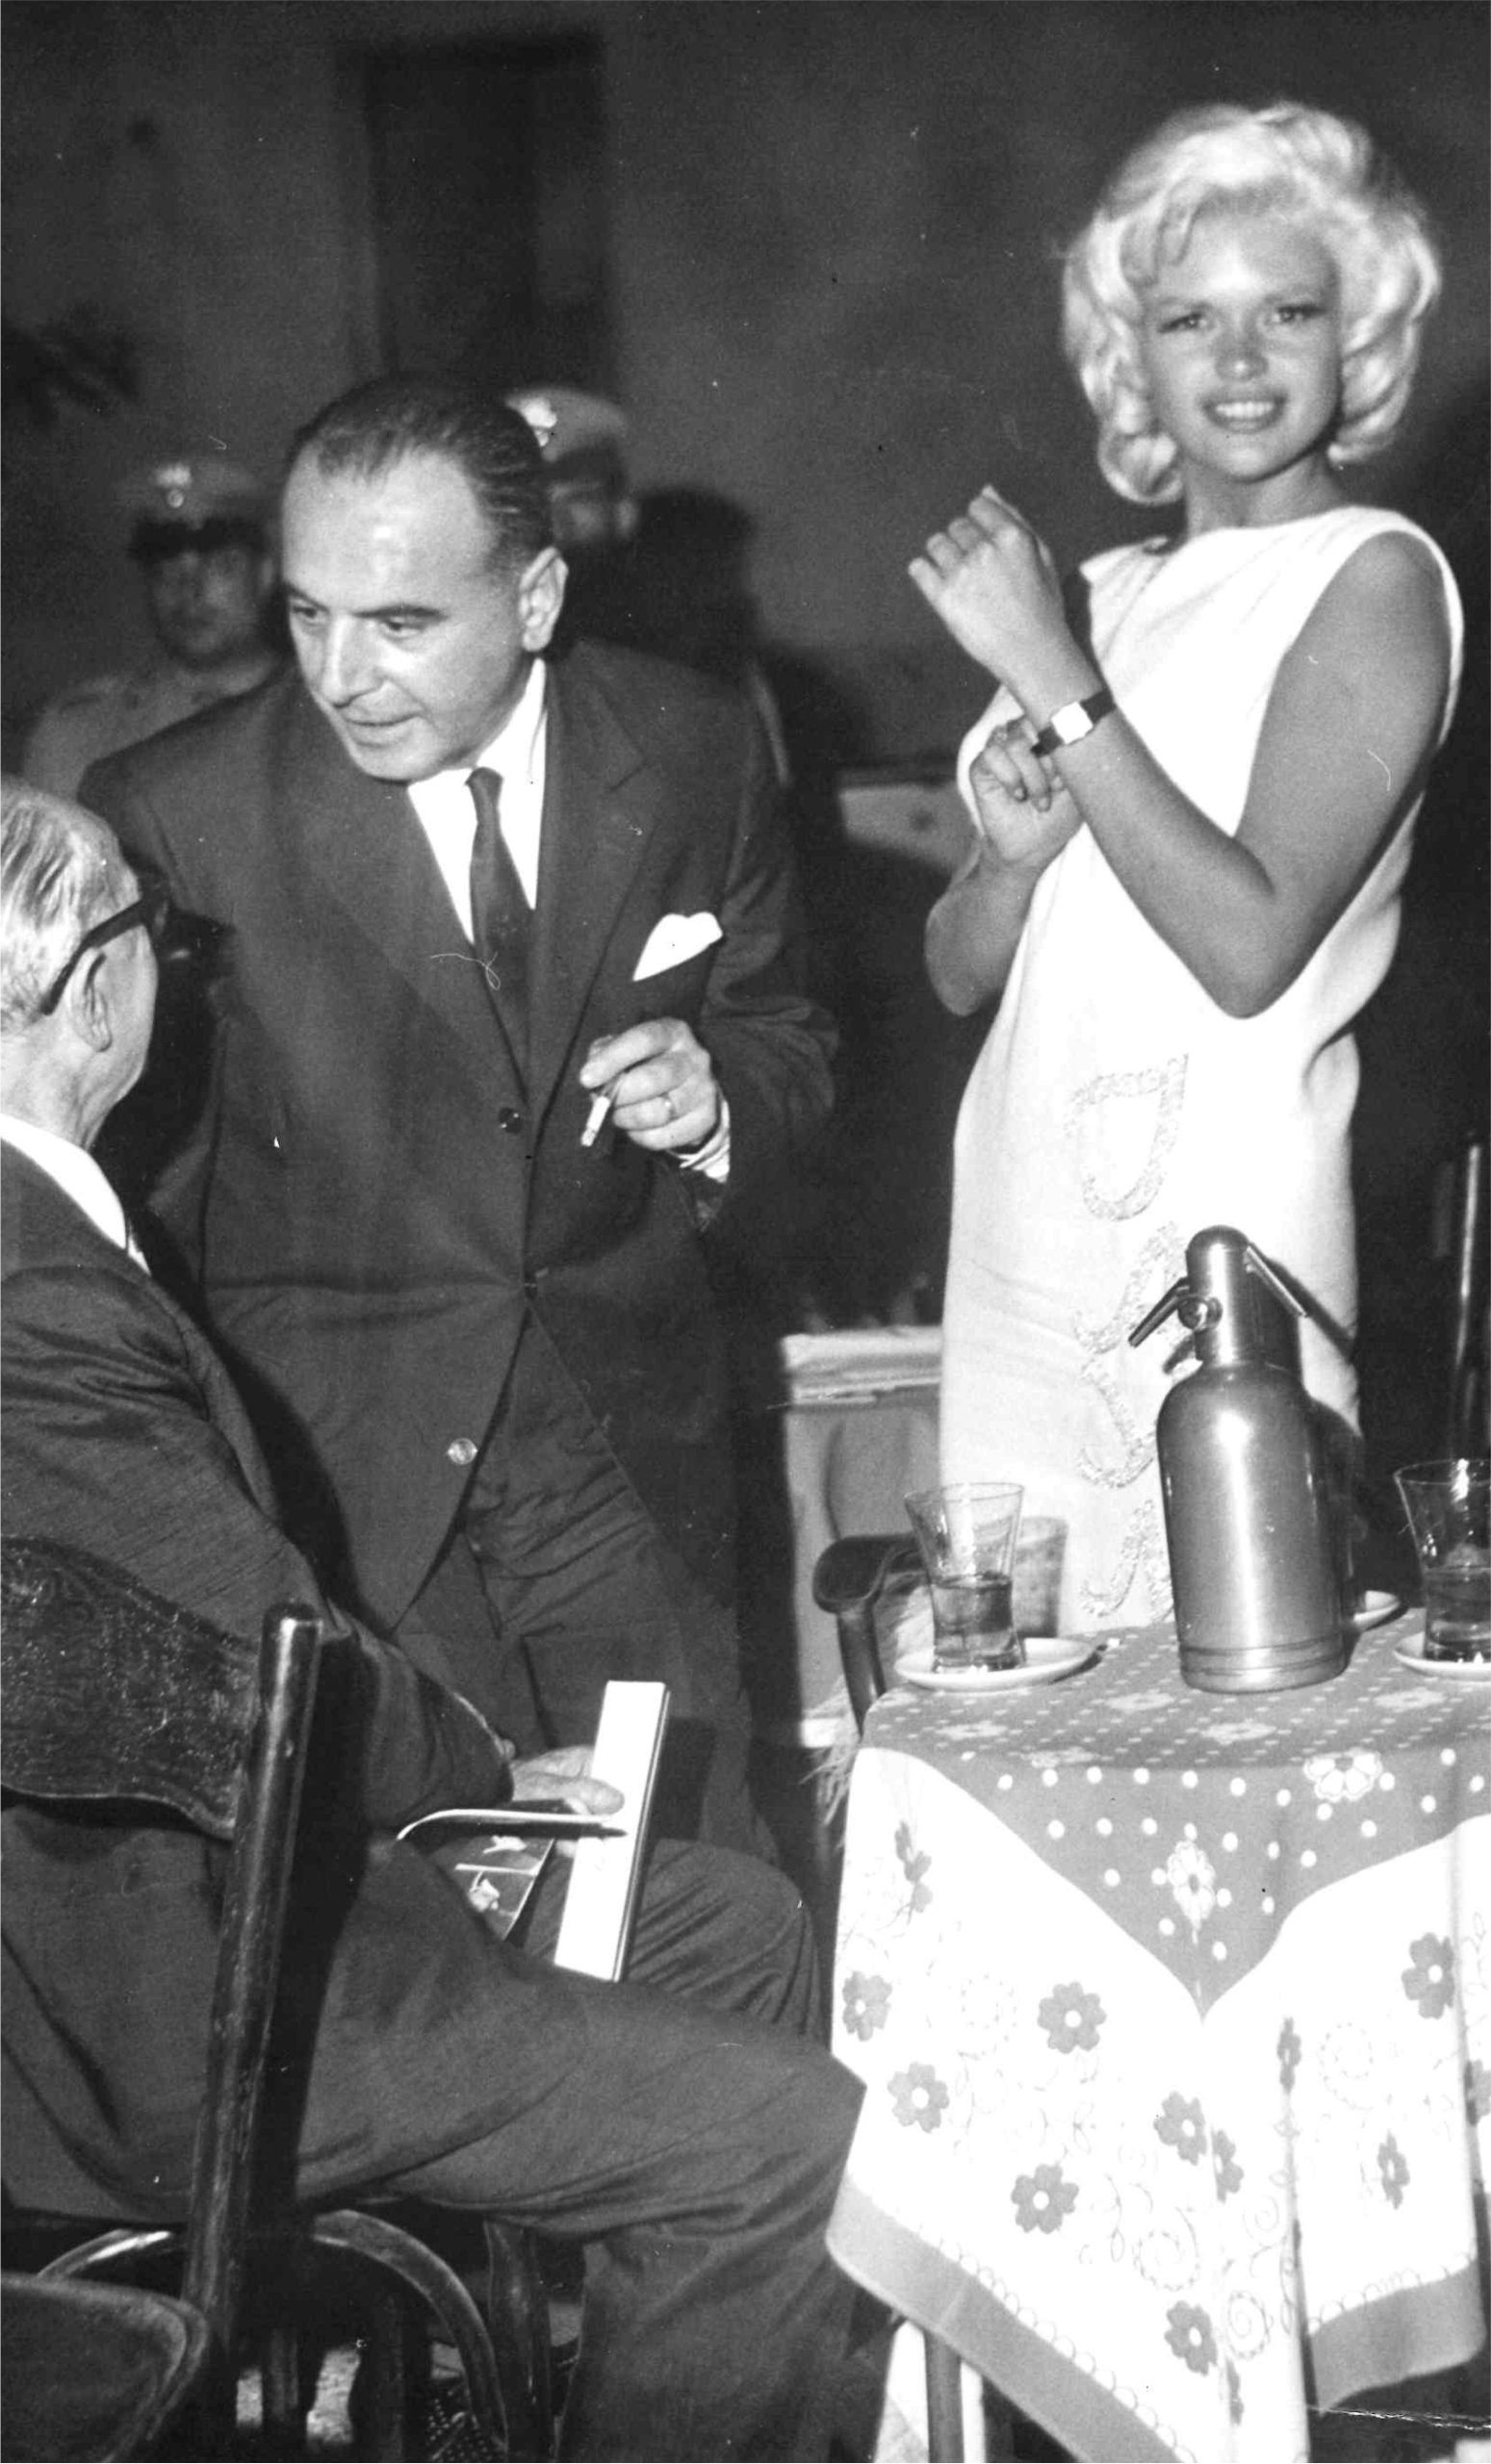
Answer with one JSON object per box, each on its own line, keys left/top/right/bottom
{"left": 1394, "top": 1457, "right": 1491, "bottom": 1661}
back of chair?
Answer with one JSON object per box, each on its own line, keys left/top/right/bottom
{"left": 180, "top": 1598, "right": 321, "bottom": 2350}
{"left": 1, "top": 1535, "right": 322, "bottom": 2382}
{"left": 1, "top": 1537, "right": 257, "bottom": 1835}
{"left": 812, "top": 1535, "right": 919, "bottom": 1732}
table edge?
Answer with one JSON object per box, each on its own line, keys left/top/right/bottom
{"left": 829, "top": 2175, "right": 1178, "bottom": 2463}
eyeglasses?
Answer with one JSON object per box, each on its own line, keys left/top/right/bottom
{"left": 36, "top": 880, "right": 172, "bottom": 1017}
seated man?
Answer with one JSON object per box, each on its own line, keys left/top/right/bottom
{"left": 0, "top": 776, "right": 862, "bottom": 2461}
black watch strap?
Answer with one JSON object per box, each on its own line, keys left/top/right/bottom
{"left": 1031, "top": 687, "right": 1116, "bottom": 758}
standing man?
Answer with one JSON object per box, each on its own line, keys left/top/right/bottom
{"left": 84, "top": 375, "right": 835, "bottom": 1851}
{"left": 23, "top": 454, "right": 284, "bottom": 797}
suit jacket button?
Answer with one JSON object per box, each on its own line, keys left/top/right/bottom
{"left": 498, "top": 1107, "right": 525, "bottom": 1134}
{"left": 446, "top": 1438, "right": 478, "bottom": 1466}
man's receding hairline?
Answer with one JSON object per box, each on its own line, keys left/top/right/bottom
{"left": 283, "top": 443, "right": 524, "bottom": 575}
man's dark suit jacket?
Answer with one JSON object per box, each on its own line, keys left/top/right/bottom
{"left": 1, "top": 1149, "right": 548, "bottom": 2221}
{"left": 83, "top": 641, "right": 834, "bottom": 1642}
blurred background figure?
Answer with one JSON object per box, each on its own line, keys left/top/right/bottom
{"left": 505, "top": 381, "right": 641, "bottom": 660}
{"left": 21, "top": 452, "right": 284, "bottom": 797}
{"left": 616, "top": 484, "right": 796, "bottom": 787}
{"left": 507, "top": 382, "right": 794, "bottom": 783}
{"left": 506, "top": 382, "right": 637, "bottom": 556}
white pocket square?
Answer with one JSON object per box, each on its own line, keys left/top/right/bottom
{"left": 632, "top": 911, "right": 723, "bottom": 981}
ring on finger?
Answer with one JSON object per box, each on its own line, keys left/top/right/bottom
{"left": 662, "top": 1089, "right": 677, "bottom": 1122}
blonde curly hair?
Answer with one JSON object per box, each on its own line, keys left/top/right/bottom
{"left": 1061, "top": 102, "right": 1442, "bottom": 505}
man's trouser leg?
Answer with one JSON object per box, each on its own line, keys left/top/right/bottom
{"left": 389, "top": 1968, "right": 859, "bottom": 2459}
{"left": 400, "top": 1324, "right": 764, "bottom": 1855}
{"left": 371, "top": 1843, "right": 860, "bottom": 2459}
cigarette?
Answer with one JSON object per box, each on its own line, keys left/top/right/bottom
{"left": 580, "top": 1088, "right": 615, "bottom": 1147}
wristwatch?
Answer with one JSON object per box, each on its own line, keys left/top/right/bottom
{"left": 1031, "top": 687, "right": 1116, "bottom": 758}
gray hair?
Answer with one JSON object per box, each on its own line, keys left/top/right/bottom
{"left": 1, "top": 777, "right": 121, "bottom": 1030}
{"left": 1062, "top": 102, "right": 1443, "bottom": 505}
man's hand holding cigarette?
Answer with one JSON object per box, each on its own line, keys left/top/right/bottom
{"left": 578, "top": 1019, "right": 722, "bottom": 1154}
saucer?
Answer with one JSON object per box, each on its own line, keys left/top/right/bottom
{"left": 1349, "top": 1591, "right": 1401, "bottom": 1632}
{"left": 897, "top": 1636, "right": 1098, "bottom": 1695}
{"left": 1393, "top": 1635, "right": 1491, "bottom": 1680}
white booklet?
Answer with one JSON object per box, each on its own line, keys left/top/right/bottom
{"left": 553, "top": 1680, "right": 671, "bottom": 1981}
{"left": 396, "top": 1680, "right": 670, "bottom": 1977}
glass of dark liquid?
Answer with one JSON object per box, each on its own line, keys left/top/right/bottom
{"left": 906, "top": 1481, "right": 1025, "bottom": 1672}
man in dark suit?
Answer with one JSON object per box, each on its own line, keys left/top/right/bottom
{"left": 84, "top": 375, "right": 835, "bottom": 1852}
{"left": 1, "top": 777, "right": 861, "bottom": 2459}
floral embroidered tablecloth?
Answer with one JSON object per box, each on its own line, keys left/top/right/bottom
{"left": 829, "top": 1615, "right": 1490, "bottom": 2464}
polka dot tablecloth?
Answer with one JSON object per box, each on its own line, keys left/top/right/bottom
{"left": 829, "top": 1615, "right": 1491, "bottom": 2464}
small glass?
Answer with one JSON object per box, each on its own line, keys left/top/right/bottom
{"left": 1013, "top": 1514, "right": 1067, "bottom": 1640}
{"left": 906, "top": 1482, "right": 1024, "bottom": 1671}
{"left": 1394, "top": 1457, "right": 1491, "bottom": 1661}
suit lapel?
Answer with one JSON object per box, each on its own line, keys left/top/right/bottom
{"left": 527, "top": 654, "right": 658, "bottom": 1120}
{"left": 272, "top": 668, "right": 663, "bottom": 1116}
{"left": 279, "top": 695, "right": 520, "bottom": 1080}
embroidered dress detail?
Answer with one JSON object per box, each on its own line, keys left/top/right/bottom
{"left": 1066, "top": 1059, "right": 1188, "bottom": 1223}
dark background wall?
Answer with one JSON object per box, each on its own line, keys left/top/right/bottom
{"left": 4, "top": 0, "right": 1486, "bottom": 1504}
{"left": 4, "top": 0, "right": 1485, "bottom": 758}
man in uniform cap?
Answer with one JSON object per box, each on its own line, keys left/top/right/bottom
{"left": 507, "top": 385, "right": 791, "bottom": 783}
{"left": 504, "top": 385, "right": 637, "bottom": 555}
{"left": 505, "top": 387, "right": 649, "bottom": 668}
{"left": 22, "top": 454, "right": 284, "bottom": 798}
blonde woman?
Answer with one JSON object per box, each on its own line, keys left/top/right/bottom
{"left": 914, "top": 103, "right": 1464, "bottom": 1631}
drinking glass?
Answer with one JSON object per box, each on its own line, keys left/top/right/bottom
{"left": 1394, "top": 1458, "right": 1491, "bottom": 1661}
{"left": 1013, "top": 1515, "right": 1067, "bottom": 1639}
{"left": 905, "top": 1482, "right": 1024, "bottom": 1671}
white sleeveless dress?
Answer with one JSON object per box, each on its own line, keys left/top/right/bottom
{"left": 939, "top": 506, "right": 1464, "bottom": 1632}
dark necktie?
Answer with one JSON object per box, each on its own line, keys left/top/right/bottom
{"left": 467, "top": 766, "right": 529, "bottom": 1076}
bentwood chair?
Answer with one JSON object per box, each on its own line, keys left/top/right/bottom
{"left": 0, "top": 2268, "right": 209, "bottom": 2461}
{"left": 1, "top": 1537, "right": 524, "bottom": 2459}
{"left": 812, "top": 1535, "right": 1015, "bottom": 2464}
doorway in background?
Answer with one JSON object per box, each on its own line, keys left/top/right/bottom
{"left": 360, "top": 34, "right": 611, "bottom": 398}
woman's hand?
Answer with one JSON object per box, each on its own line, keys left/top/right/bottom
{"left": 909, "top": 487, "right": 1074, "bottom": 690}
{"left": 967, "top": 721, "right": 1083, "bottom": 872}
{"left": 924, "top": 724, "right": 1080, "bottom": 1017}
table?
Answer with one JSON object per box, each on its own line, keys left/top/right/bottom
{"left": 829, "top": 1612, "right": 1491, "bottom": 2464}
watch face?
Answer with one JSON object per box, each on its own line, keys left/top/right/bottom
{"left": 1037, "top": 689, "right": 1114, "bottom": 755}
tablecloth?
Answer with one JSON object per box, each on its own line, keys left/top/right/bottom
{"left": 830, "top": 1614, "right": 1491, "bottom": 2464}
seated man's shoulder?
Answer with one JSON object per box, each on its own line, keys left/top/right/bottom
{"left": 2, "top": 1168, "right": 171, "bottom": 1332}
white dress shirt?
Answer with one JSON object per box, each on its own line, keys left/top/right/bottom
{"left": 405, "top": 656, "right": 548, "bottom": 930}
{"left": 1, "top": 1113, "right": 147, "bottom": 1267}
